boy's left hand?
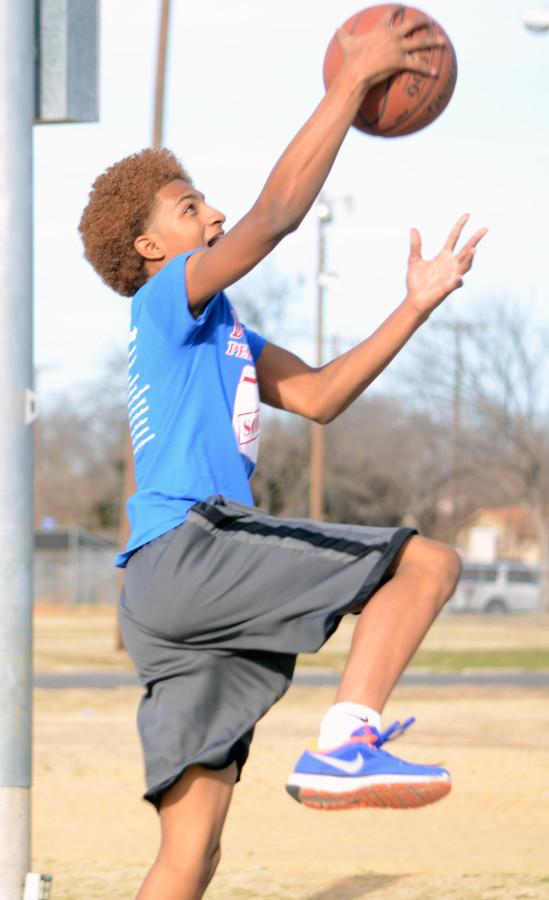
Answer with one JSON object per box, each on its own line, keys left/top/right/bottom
{"left": 405, "top": 214, "right": 488, "bottom": 319}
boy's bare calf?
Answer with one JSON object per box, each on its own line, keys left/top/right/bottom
{"left": 337, "top": 536, "right": 462, "bottom": 712}
{"left": 137, "top": 763, "right": 237, "bottom": 900}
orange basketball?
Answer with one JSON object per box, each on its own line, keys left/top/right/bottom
{"left": 323, "top": 4, "right": 458, "bottom": 137}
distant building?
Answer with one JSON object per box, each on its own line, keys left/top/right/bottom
{"left": 457, "top": 507, "right": 539, "bottom": 564}
{"left": 34, "top": 527, "right": 119, "bottom": 605}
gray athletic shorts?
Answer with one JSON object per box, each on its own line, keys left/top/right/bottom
{"left": 118, "top": 495, "right": 415, "bottom": 809}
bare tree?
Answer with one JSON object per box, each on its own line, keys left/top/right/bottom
{"left": 401, "top": 298, "right": 549, "bottom": 609}
{"left": 323, "top": 394, "right": 467, "bottom": 536}
{"left": 252, "top": 413, "right": 310, "bottom": 517}
{"left": 254, "top": 391, "right": 463, "bottom": 539}
{"left": 464, "top": 303, "right": 549, "bottom": 608}
{"left": 38, "top": 351, "right": 127, "bottom": 536}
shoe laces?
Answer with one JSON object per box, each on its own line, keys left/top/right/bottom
{"left": 353, "top": 716, "right": 416, "bottom": 748}
{"left": 376, "top": 716, "right": 416, "bottom": 746}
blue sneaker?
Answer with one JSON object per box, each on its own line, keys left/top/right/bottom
{"left": 286, "top": 718, "right": 451, "bottom": 810}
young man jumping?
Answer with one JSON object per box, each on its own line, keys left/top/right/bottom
{"left": 79, "top": 12, "right": 486, "bottom": 900}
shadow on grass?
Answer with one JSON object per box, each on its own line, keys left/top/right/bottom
{"left": 306, "top": 873, "right": 406, "bottom": 899}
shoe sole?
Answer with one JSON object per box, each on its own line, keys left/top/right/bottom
{"left": 285, "top": 776, "right": 451, "bottom": 810}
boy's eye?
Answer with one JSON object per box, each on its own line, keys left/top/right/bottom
{"left": 184, "top": 203, "right": 195, "bottom": 214}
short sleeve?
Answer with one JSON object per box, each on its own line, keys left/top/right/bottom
{"left": 137, "top": 250, "right": 214, "bottom": 346}
{"left": 244, "top": 326, "right": 267, "bottom": 363}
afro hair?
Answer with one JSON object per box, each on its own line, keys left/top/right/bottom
{"left": 79, "top": 148, "right": 192, "bottom": 297}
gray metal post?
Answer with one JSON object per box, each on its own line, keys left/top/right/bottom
{"left": 309, "top": 196, "right": 332, "bottom": 521}
{"left": 0, "top": 0, "right": 35, "bottom": 896}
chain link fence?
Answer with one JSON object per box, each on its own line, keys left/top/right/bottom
{"left": 34, "top": 527, "right": 118, "bottom": 605}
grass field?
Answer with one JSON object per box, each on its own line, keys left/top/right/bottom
{"left": 33, "top": 604, "right": 549, "bottom": 674}
{"left": 31, "top": 606, "right": 549, "bottom": 898}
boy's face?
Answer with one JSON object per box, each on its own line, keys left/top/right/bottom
{"left": 135, "top": 178, "right": 225, "bottom": 273}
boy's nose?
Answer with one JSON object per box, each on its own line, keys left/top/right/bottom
{"left": 207, "top": 205, "right": 225, "bottom": 225}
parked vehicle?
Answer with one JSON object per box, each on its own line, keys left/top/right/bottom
{"left": 449, "top": 560, "right": 541, "bottom": 614}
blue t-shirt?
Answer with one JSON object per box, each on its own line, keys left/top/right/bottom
{"left": 115, "top": 251, "right": 266, "bottom": 567}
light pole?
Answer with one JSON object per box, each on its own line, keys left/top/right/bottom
{"left": 432, "top": 319, "right": 475, "bottom": 541}
{"left": 116, "top": 0, "right": 172, "bottom": 650}
{"left": 152, "top": 0, "right": 171, "bottom": 150}
{"left": 523, "top": 9, "right": 549, "bottom": 31}
{"left": 309, "top": 196, "right": 335, "bottom": 521}
{"left": 308, "top": 195, "right": 354, "bottom": 521}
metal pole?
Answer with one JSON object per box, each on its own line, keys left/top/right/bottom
{"left": 451, "top": 326, "right": 462, "bottom": 539}
{"left": 450, "top": 322, "right": 473, "bottom": 542}
{"left": 152, "top": 0, "right": 171, "bottom": 150}
{"left": 0, "top": 0, "right": 35, "bottom": 896}
{"left": 116, "top": 0, "right": 172, "bottom": 650}
{"left": 69, "top": 527, "right": 80, "bottom": 605}
{"left": 309, "top": 200, "right": 328, "bottom": 521}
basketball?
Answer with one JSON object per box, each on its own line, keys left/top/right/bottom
{"left": 322, "top": 4, "right": 458, "bottom": 137}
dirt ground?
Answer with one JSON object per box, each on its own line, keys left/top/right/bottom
{"left": 33, "top": 681, "right": 549, "bottom": 899}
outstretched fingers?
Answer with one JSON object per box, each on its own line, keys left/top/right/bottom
{"left": 444, "top": 213, "right": 471, "bottom": 252}
{"left": 409, "top": 227, "right": 422, "bottom": 262}
{"left": 457, "top": 227, "right": 489, "bottom": 272}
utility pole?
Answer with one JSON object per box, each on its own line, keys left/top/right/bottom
{"left": 308, "top": 194, "right": 353, "bottom": 521}
{"left": 152, "top": 0, "right": 172, "bottom": 151}
{"left": 451, "top": 322, "right": 475, "bottom": 537}
{"left": 433, "top": 319, "right": 474, "bottom": 540}
{"left": 117, "top": 0, "right": 172, "bottom": 648}
{"left": 309, "top": 197, "right": 332, "bottom": 520}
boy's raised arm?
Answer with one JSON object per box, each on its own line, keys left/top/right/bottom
{"left": 256, "top": 215, "right": 487, "bottom": 423}
{"left": 185, "top": 12, "right": 446, "bottom": 311}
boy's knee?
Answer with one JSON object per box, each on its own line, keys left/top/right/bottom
{"left": 208, "top": 845, "right": 222, "bottom": 883}
{"left": 423, "top": 540, "right": 462, "bottom": 601}
{"left": 196, "top": 842, "right": 221, "bottom": 892}
{"left": 402, "top": 536, "right": 462, "bottom": 600}
{"left": 159, "top": 842, "right": 221, "bottom": 895}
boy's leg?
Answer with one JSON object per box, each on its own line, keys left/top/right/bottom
{"left": 335, "top": 535, "right": 461, "bottom": 711}
{"left": 287, "top": 536, "right": 461, "bottom": 809}
{"left": 136, "top": 763, "right": 237, "bottom": 900}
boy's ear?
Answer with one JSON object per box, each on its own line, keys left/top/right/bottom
{"left": 134, "top": 233, "right": 165, "bottom": 261}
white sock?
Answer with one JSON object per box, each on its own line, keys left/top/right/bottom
{"left": 317, "top": 702, "right": 382, "bottom": 750}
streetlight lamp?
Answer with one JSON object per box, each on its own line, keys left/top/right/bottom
{"left": 523, "top": 9, "right": 549, "bottom": 31}
{"left": 308, "top": 194, "right": 353, "bottom": 521}
{"left": 432, "top": 319, "right": 476, "bottom": 541}
{"left": 117, "top": 0, "right": 172, "bottom": 651}
{"left": 309, "top": 195, "right": 332, "bottom": 521}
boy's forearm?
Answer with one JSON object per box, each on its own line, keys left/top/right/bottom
{"left": 313, "top": 299, "right": 426, "bottom": 423}
{"left": 253, "top": 71, "right": 367, "bottom": 235}
{"left": 184, "top": 68, "right": 370, "bottom": 309}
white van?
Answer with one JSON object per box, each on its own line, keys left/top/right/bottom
{"left": 449, "top": 560, "right": 541, "bottom": 614}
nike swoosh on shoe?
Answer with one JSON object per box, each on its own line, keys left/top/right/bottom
{"left": 308, "top": 752, "right": 364, "bottom": 775}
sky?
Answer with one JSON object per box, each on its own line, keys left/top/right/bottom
{"left": 33, "top": 0, "right": 549, "bottom": 402}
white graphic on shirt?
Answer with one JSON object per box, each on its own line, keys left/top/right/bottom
{"left": 232, "top": 365, "right": 260, "bottom": 465}
{"left": 229, "top": 309, "right": 244, "bottom": 339}
{"left": 226, "top": 340, "right": 252, "bottom": 360}
{"left": 127, "top": 326, "right": 156, "bottom": 456}
{"left": 225, "top": 307, "right": 251, "bottom": 358}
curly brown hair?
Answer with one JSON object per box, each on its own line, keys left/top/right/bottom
{"left": 79, "top": 148, "right": 192, "bottom": 297}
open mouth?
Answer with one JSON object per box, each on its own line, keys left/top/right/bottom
{"left": 207, "top": 233, "right": 224, "bottom": 248}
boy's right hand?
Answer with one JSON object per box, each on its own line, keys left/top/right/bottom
{"left": 335, "top": 10, "right": 446, "bottom": 92}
